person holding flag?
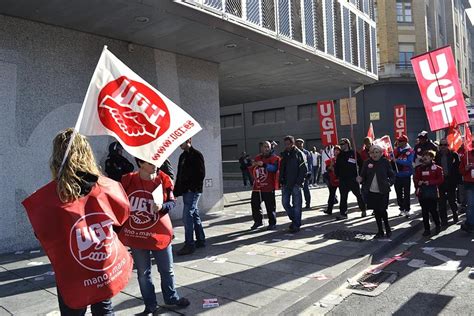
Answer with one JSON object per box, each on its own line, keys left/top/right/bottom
{"left": 323, "top": 145, "right": 341, "bottom": 215}
{"left": 335, "top": 138, "right": 366, "bottom": 219}
{"left": 249, "top": 141, "right": 280, "bottom": 230}
{"left": 359, "top": 137, "right": 373, "bottom": 162}
{"left": 393, "top": 135, "right": 415, "bottom": 218}
{"left": 23, "top": 129, "right": 133, "bottom": 314}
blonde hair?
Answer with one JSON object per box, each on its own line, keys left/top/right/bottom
{"left": 50, "top": 128, "right": 100, "bottom": 202}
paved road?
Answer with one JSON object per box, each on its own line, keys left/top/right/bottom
{"left": 304, "top": 223, "right": 474, "bottom": 316}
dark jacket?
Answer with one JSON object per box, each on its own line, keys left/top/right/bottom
{"left": 434, "top": 150, "right": 461, "bottom": 185}
{"left": 414, "top": 140, "right": 438, "bottom": 165}
{"left": 335, "top": 150, "right": 363, "bottom": 180}
{"left": 159, "top": 159, "right": 175, "bottom": 180}
{"left": 105, "top": 154, "right": 134, "bottom": 181}
{"left": 174, "top": 146, "right": 205, "bottom": 196}
{"left": 279, "top": 147, "right": 307, "bottom": 188}
{"left": 360, "top": 158, "right": 395, "bottom": 195}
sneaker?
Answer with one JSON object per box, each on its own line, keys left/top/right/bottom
{"left": 385, "top": 230, "right": 392, "bottom": 238}
{"left": 289, "top": 226, "right": 300, "bottom": 233}
{"left": 405, "top": 211, "right": 410, "bottom": 219}
{"left": 398, "top": 211, "right": 404, "bottom": 216}
{"left": 267, "top": 224, "right": 277, "bottom": 230}
{"left": 373, "top": 232, "right": 384, "bottom": 239}
{"left": 323, "top": 210, "right": 332, "bottom": 215}
{"left": 176, "top": 245, "right": 195, "bottom": 256}
{"left": 304, "top": 205, "right": 311, "bottom": 210}
{"left": 422, "top": 230, "right": 431, "bottom": 236}
{"left": 172, "top": 297, "right": 190, "bottom": 308}
{"left": 336, "top": 214, "right": 348, "bottom": 220}
{"left": 195, "top": 240, "right": 206, "bottom": 248}
{"left": 250, "top": 223, "right": 263, "bottom": 230}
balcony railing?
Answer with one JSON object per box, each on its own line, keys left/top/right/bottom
{"left": 179, "top": 0, "right": 378, "bottom": 77}
{"left": 377, "top": 62, "right": 414, "bottom": 77}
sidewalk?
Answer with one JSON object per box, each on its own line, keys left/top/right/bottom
{"left": 0, "top": 184, "right": 426, "bottom": 315}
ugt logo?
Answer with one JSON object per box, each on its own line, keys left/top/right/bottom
{"left": 98, "top": 76, "right": 171, "bottom": 147}
{"left": 69, "top": 213, "right": 118, "bottom": 272}
{"left": 128, "top": 190, "right": 160, "bottom": 231}
{"left": 418, "top": 53, "right": 458, "bottom": 125}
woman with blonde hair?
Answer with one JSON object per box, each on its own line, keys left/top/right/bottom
{"left": 23, "top": 128, "right": 132, "bottom": 315}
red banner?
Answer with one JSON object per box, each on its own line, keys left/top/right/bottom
{"left": 373, "top": 135, "right": 394, "bottom": 157}
{"left": 394, "top": 104, "right": 407, "bottom": 138}
{"left": 317, "top": 100, "right": 338, "bottom": 146}
{"left": 447, "top": 119, "right": 462, "bottom": 151}
{"left": 411, "top": 46, "right": 468, "bottom": 131}
{"left": 465, "top": 123, "right": 472, "bottom": 151}
{"left": 367, "top": 122, "right": 375, "bottom": 140}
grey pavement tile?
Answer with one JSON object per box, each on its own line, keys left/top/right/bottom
{"left": 223, "top": 251, "right": 277, "bottom": 267}
{"left": 184, "top": 259, "right": 251, "bottom": 276}
{"left": 1, "top": 284, "right": 57, "bottom": 314}
{"left": 200, "top": 277, "right": 287, "bottom": 307}
{"left": 253, "top": 258, "right": 329, "bottom": 277}
{"left": 173, "top": 266, "right": 221, "bottom": 290}
{"left": 179, "top": 291, "right": 258, "bottom": 316}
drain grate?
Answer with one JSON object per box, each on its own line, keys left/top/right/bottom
{"left": 323, "top": 229, "right": 373, "bottom": 242}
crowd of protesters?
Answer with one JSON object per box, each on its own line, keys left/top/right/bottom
{"left": 23, "top": 127, "right": 474, "bottom": 315}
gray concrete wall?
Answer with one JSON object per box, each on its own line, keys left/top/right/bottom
{"left": 0, "top": 15, "right": 223, "bottom": 254}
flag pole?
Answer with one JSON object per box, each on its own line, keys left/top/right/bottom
{"left": 347, "top": 86, "right": 359, "bottom": 176}
{"left": 57, "top": 45, "right": 109, "bottom": 178}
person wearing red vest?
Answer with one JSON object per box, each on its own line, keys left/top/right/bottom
{"left": 324, "top": 145, "right": 341, "bottom": 215}
{"left": 121, "top": 158, "right": 190, "bottom": 314}
{"left": 359, "top": 137, "right": 372, "bottom": 162}
{"left": 459, "top": 140, "right": 474, "bottom": 233}
{"left": 23, "top": 129, "right": 133, "bottom": 314}
{"left": 249, "top": 141, "right": 280, "bottom": 230}
{"left": 414, "top": 150, "right": 443, "bottom": 236}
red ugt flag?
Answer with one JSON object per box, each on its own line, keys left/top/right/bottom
{"left": 367, "top": 122, "right": 375, "bottom": 140}
{"left": 411, "top": 46, "right": 468, "bottom": 131}
{"left": 464, "top": 122, "right": 472, "bottom": 151}
{"left": 317, "top": 100, "right": 338, "bottom": 146}
{"left": 76, "top": 46, "right": 202, "bottom": 166}
{"left": 446, "top": 119, "right": 462, "bottom": 152}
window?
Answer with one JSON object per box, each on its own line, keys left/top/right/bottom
{"left": 220, "top": 114, "right": 242, "bottom": 128}
{"left": 398, "top": 43, "right": 415, "bottom": 68}
{"left": 252, "top": 108, "right": 285, "bottom": 125}
{"left": 455, "top": 25, "right": 459, "bottom": 46}
{"left": 438, "top": 14, "right": 444, "bottom": 36}
{"left": 221, "top": 145, "right": 239, "bottom": 160}
{"left": 297, "top": 104, "right": 317, "bottom": 120}
{"left": 457, "top": 60, "right": 461, "bottom": 80}
{"left": 396, "top": 0, "right": 412, "bottom": 23}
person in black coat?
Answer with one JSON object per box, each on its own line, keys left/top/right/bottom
{"left": 104, "top": 142, "right": 134, "bottom": 181}
{"left": 335, "top": 138, "right": 366, "bottom": 219}
{"left": 435, "top": 138, "right": 461, "bottom": 226}
{"left": 358, "top": 144, "right": 396, "bottom": 238}
{"left": 174, "top": 139, "right": 206, "bottom": 256}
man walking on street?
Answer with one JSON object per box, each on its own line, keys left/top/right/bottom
{"left": 280, "top": 135, "right": 308, "bottom": 233}
{"left": 295, "top": 138, "right": 313, "bottom": 209}
{"left": 335, "top": 138, "right": 366, "bottom": 219}
{"left": 393, "top": 135, "right": 415, "bottom": 218}
{"left": 435, "top": 138, "right": 461, "bottom": 227}
{"left": 459, "top": 139, "right": 474, "bottom": 233}
{"left": 174, "top": 139, "right": 206, "bottom": 255}
{"left": 249, "top": 141, "right": 280, "bottom": 230}
{"left": 310, "top": 146, "right": 321, "bottom": 186}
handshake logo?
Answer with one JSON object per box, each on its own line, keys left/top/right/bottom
{"left": 128, "top": 190, "right": 160, "bottom": 231}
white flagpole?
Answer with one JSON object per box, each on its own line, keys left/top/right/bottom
{"left": 57, "top": 46, "right": 109, "bottom": 179}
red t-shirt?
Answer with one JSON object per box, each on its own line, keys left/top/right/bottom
{"left": 119, "top": 171, "right": 174, "bottom": 250}
{"left": 250, "top": 154, "right": 280, "bottom": 192}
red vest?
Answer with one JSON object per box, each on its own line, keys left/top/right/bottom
{"left": 414, "top": 163, "right": 444, "bottom": 190}
{"left": 325, "top": 158, "right": 340, "bottom": 187}
{"left": 22, "top": 177, "right": 133, "bottom": 309}
{"left": 251, "top": 154, "right": 280, "bottom": 192}
{"left": 459, "top": 151, "right": 474, "bottom": 183}
{"left": 119, "top": 171, "right": 174, "bottom": 250}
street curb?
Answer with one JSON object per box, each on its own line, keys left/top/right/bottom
{"left": 255, "top": 216, "right": 425, "bottom": 316}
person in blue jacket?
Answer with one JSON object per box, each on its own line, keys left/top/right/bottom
{"left": 393, "top": 135, "right": 415, "bottom": 218}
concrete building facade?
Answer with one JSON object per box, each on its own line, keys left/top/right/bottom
{"left": 220, "top": 0, "right": 474, "bottom": 171}
{"left": 0, "top": 0, "right": 378, "bottom": 253}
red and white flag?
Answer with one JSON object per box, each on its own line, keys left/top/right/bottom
{"left": 446, "top": 119, "right": 462, "bottom": 152}
{"left": 317, "top": 100, "right": 338, "bottom": 146}
{"left": 373, "top": 135, "right": 394, "bottom": 157}
{"left": 464, "top": 122, "right": 472, "bottom": 151}
{"left": 76, "top": 46, "right": 202, "bottom": 166}
{"left": 411, "top": 46, "right": 468, "bottom": 131}
{"left": 367, "top": 122, "right": 375, "bottom": 140}
{"left": 393, "top": 104, "right": 407, "bottom": 138}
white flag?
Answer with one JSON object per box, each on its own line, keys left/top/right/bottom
{"left": 76, "top": 46, "right": 202, "bottom": 166}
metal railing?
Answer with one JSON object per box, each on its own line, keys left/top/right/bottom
{"left": 178, "top": 0, "right": 377, "bottom": 77}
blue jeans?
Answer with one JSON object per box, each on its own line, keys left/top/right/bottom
{"left": 464, "top": 183, "right": 474, "bottom": 227}
{"left": 182, "top": 192, "right": 206, "bottom": 246}
{"left": 131, "top": 245, "right": 180, "bottom": 310}
{"left": 303, "top": 178, "right": 311, "bottom": 207}
{"left": 281, "top": 185, "right": 302, "bottom": 228}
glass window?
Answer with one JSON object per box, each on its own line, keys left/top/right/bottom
{"left": 398, "top": 43, "right": 415, "bottom": 68}
{"left": 252, "top": 108, "right": 285, "bottom": 125}
{"left": 396, "top": 0, "right": 412, "bottom": 23}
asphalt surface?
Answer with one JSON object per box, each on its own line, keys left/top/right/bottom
{"left": 304, "top": 222, "right": 474, "bottom": 316}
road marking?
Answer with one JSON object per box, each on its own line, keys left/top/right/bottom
{"left": 407, "top": 247, "right": 469, "bottom": 271}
